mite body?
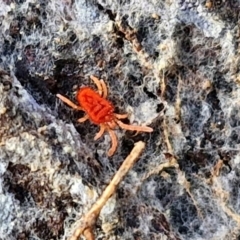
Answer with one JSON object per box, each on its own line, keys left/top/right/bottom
{"left": 77, "top": 87, "right": 114, "bottom": 124}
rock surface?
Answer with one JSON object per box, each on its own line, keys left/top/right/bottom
{"left": 0, "top": 0, "right": 240, "bottom": 240}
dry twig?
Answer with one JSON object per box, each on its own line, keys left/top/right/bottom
{"left": 69, "top": 141, "right": 146, "bottom": 240}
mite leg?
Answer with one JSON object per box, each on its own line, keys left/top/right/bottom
{"left": 56, "top": 94, "right": 82, "bottom": 110}
{"left": 107, "top": 120, "right": 117, "bottom": 129}
{"left": 100, "top": 79, "right": 108, "bottom": 98}
{"left": 94, "top": 124, "right": 106, "bottom": 140}
{"left": 90, "top": 75, "right": 103, "bottom": 96}
{"left": 116, "top": 119, "right": 153, "bottom": 133}
{"left": 77, "top": 115, "right": 89, "bottom": 123}
{"left": 114, "top": 113, "right": 128, "bottom": 119}
{"left": 107, "top": 128, "right": 118, "bottom": 157}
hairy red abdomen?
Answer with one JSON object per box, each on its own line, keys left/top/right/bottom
{"left": 77, "top": 87, "right": 114, "bottom": 124}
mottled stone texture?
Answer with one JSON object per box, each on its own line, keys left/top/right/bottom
{"left": 0, "top": 0, "right": 240, "bottom": 239}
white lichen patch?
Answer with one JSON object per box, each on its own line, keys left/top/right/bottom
{"left": 127, "top": 99, "right": 161, "bottom": 125}
{"left": 70, "top": 178, "right": 98, "bottom": 206}
{"left": 0, "top": 194, "right": 16, "bottom": 236}
{"left": 0, "top": 162, "right": 16, "bottom": 236}
{"left": 100, "top": 194, "right": 116, "bottom": 216}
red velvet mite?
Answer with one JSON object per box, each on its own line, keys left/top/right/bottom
{"left": 57, "top": 75, "right": 153, "bottom": 156}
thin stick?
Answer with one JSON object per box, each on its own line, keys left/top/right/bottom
{"left": 69, "top": 141, "right": 146, "bottom": 240}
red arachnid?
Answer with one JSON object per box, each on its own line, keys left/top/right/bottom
{"left": 57, "top": 75, "right": 153, "bottom": 156}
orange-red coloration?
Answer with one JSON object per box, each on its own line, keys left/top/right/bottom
{"left": 56, "top": 75, "right": 153, "bottom": 156}
{"left": 77, "top": 87, "right": 114, "bottom": 124}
